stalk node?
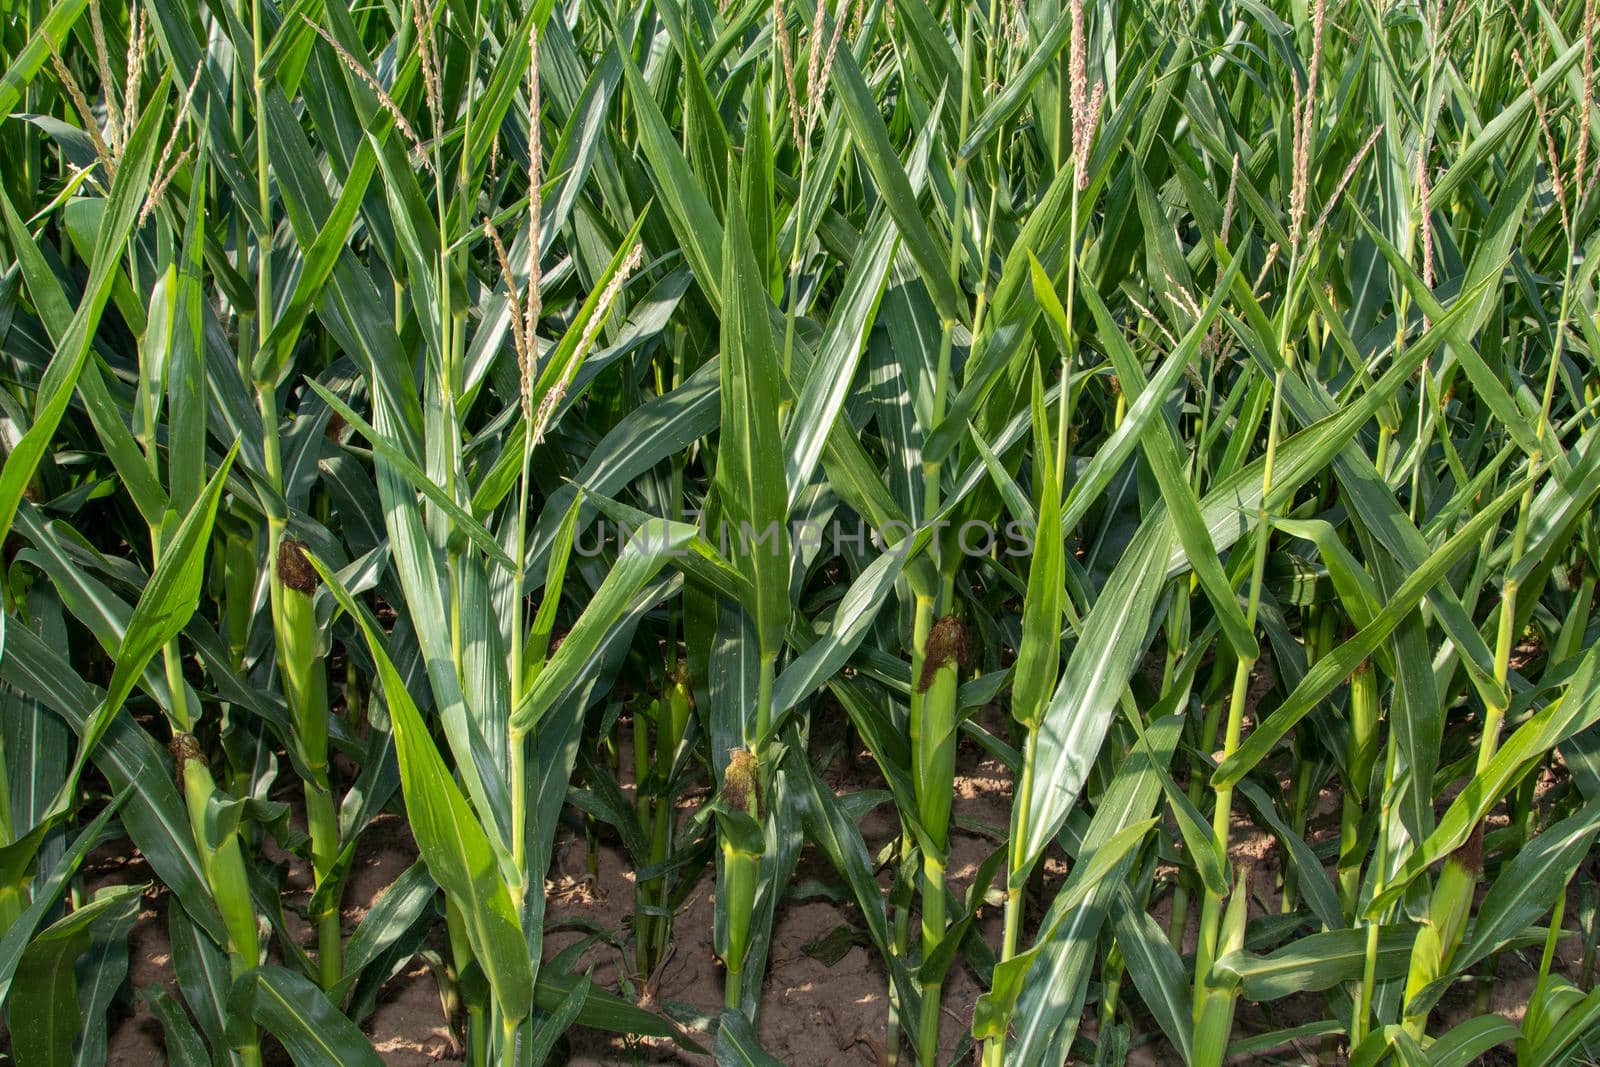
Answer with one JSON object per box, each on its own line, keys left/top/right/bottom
{"left": 277, "top": 537, "right": 318, "bottom": 593}
{"left": 168, "top": 732, "right": 206, "bottom": 771}
{"left": 918, "top": 615, "right": 970, "bottom": 692}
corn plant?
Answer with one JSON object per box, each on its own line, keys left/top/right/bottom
{"left": 3, "top": 0, "right": 1600, "bottom": 1064}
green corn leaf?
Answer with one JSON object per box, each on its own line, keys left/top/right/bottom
{"left": 1373, "top": 644, "right": 1600, "bottom": 914}
{"left": 0, "top": 188, "right": 167, "bottom": 525}
{"left": 0, "top": 0, "right": 88, "bottom": 116}
{"left": 227, "top": 967, "right": 385, "bottom": 1066}
{"left": 0, "top": 78, "right": 167, "bottom": 547}
{"left": 1407, "top": 793, "right": 1600, "bottom": 1015}
{"left": 714, "top": 1008, "right": 786, "bottom": 1067}
{"left": 524, "top": 972, "right": 590, "bottom": 1065}
{"left": 789, "top": 0, "right": 961, "bottom": 323}
{"left": 4, "top": 883, "right": 144, "bottom": 1067}
{"left": 328, "top": 863, "right": 436, "bottom": 1006}
{"left": 72, "top": 884, "right": 140, "bottom": 1067}
{"left": 1521, "top": 985, "right": 1600, "bottom": 1067}
{"left": 307, "top": 381, "right": 515, "bottom": 570}
{"left": 1112, "top": 887, "right": 1194, "bottom": 1063}
{"left": 1008, "top": 670, "right": 1204, "bottom": 1062}
{"left": 1018, "top": 521, "right": 1175, "bottom": 874}
{"left": 973, "top": 818, "right": 1159, "bottom": 1039}
{"left": 717, "top": 183, "right": 791, "bottom": 658}
{"left": 534, "top": 970, "right": 694, "bottom": 1045}
{"left": 791, "top": 743, "right": 922, "bottom": 1025}
{"left": 311, "top": 556, "right": 534, "bottom": 1023}
{"left": 140, "top": 988, "right": 211, "bottom": 1067}
{"left": 1081, "top": 277, "right": 1259, "bottom": 662}
{"left": 1214, "top": 926, "right": 1418, "bottom": 1002}
{"left": 1214, "top": 475, "right": 1528, "bottom": 791}
{"left": 1011, "top": 362, "right": 1064, "bottom": 728}
{"left": 510, "top": 519, "right": 695, "bottom": 733}
{"left": 1423, "top": 1015, "right": 1521, "bottom": 1067}
{"left": 0, "top": 786, "right": 127, "bottom": 1008}
{"left": 24, "top": 440, "right": 239, "bottom": 838}
{"left": 617, "top": 47, "right": 723, "bottom": 306}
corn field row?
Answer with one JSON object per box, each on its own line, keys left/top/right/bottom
{"left": 1, "top": 0, "right": 1599, "bottom": 1061}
